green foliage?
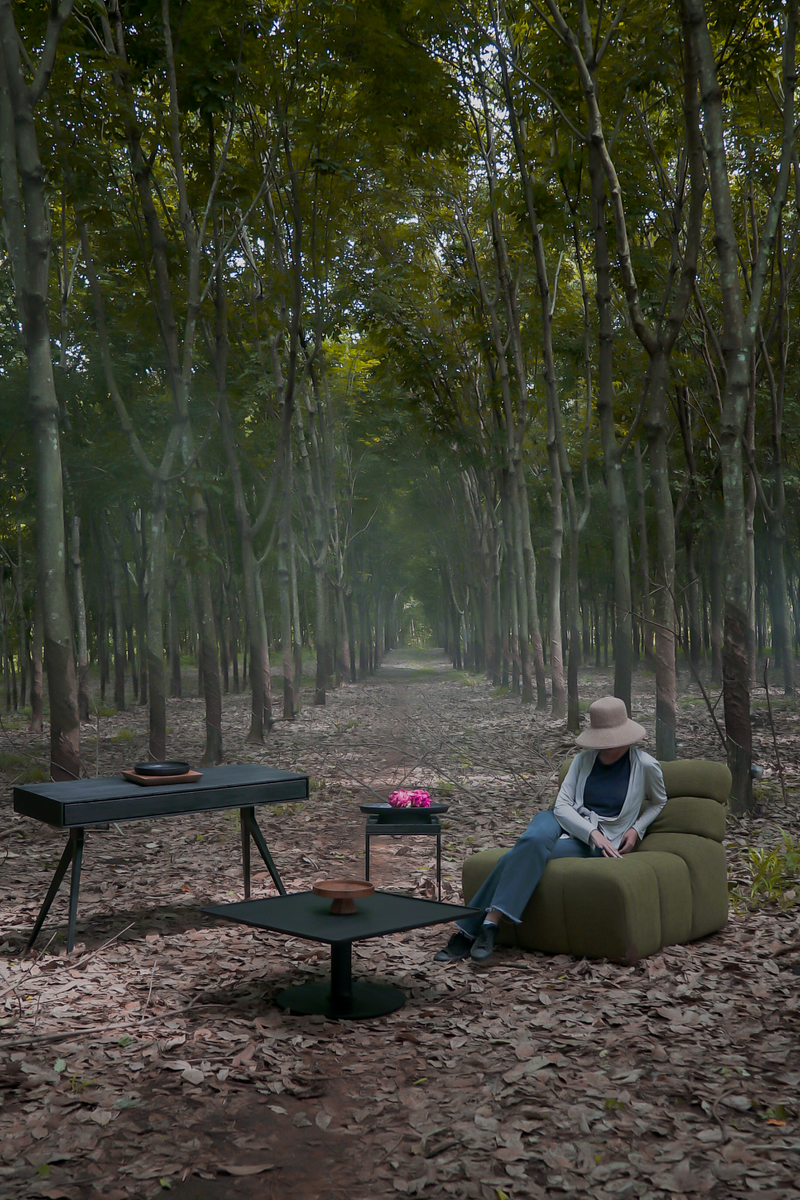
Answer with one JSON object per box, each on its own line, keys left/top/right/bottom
{"left": 734, "top": 830, "right": 800, "bottom": 909}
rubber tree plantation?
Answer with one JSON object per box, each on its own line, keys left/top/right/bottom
{"left": 1, "top": 2, "right": 800, "bottom": 1198}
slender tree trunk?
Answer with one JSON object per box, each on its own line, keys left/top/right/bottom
{"left": 710, "top": 527, "right": 723, "bottom": 685}
{"left": 344, "top": 591, "right": 357, "bottom": 684}
{"left": 1, "top": 565, "right": 9, "bottom": 709}
{"left": 685, "top": 534, "right": 702, "bottom": 671}
{"left": 746, "top": 470, "right": 757, "bottom": 686}
{"left": 518, "top": 471, "right": 547, "bottom": 706}
{"left": 29, "top": 590, "right": 43, "bottom": 733}
{"left": 146, "top": 481, "right": 169, "bottom": 761}
{"left": 768, "top": 525, "right": 794, "bottom": 693}
{"left": 545, "top": 427, "right": 566, "bottom": 718}
{"left": 167, "top": 571, "right": 181, "bottom": 698}
{"left": 242, "top": 540, "right": 269, "bottom": 741}
{"left": 228, "top": 583, "right": 239, "bottom": 694}
{"left": 136, "top": 520, "right": 148, "bottom": 707}
{"left": 358, "top": 593, "right": 368, "bottom": 678}
{"left": 633, "top": 441, "right": 653, "bottom": 662}
{"left": 289, "top": 523, "right": 303, "bottom": 707}
{"left": 70, "top": 515, "right": 90, "bottom": 722}
{"left": 683, "top": 0, "right": 797, "bottom": 807}
{"left": 589, "top": 146, "right": 633, "bottom": 710}
{"left": 278, "top": 446, "right": 295, "bottom": 720}
{"left": 0, "top": 8, "right": 79, "bottom": 780}
{"left": 108, "top": 524, "right": 126, "bottom": 712}
{"left": 645, "top": 351, "right": 677, "bottom": 759}
{"left": 16, "top": 522, "right": 27, "bottom": 709}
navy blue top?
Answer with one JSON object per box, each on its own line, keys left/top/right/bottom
{"left": 583, "top": 751, "right": 631, "bottom": 820}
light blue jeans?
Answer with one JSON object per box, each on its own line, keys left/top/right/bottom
{"left": 457, "top": 809, "right": 602, "bottom": 938}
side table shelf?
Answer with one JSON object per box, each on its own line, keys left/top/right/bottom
{"left": 364, "top": 815, "right": 442, "bottom": 900}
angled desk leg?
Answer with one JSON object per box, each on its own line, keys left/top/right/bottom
{"left": 240, "top": 807, "right": 286, "bottom": 897}
{"left": 26, "top": 828, "right": 85, "bottom": 953}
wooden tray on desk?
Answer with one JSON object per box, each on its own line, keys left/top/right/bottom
{"left": 122, "top": 769, "right": 203, "bottom": 786}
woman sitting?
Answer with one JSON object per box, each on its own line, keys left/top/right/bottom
{"left": 434, "top": 696, "right": 667, "bottom": 964}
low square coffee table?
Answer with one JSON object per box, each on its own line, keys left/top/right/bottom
{"left": 204, "top": 891, "right": 478, "bottom": 1019}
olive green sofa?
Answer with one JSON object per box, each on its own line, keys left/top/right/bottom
{"left": 461, "top": 759, "right": 731, "bottom": 963}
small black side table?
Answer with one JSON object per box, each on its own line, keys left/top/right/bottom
{"left": 362, "top": 805, "right": 448, "bottom": 900}
{"left": 204, "top": 891, "right": 479, "bottom": 1019}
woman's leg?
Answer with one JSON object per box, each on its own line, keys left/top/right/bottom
{"left": 456, "top": 810, "right": 563, "bottom": 937}
{"left": 549, "top": 837, "right": 603, "bottom": 861}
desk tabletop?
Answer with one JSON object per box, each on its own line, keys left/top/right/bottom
{"left": 14, "top": 764, "right": 309, "bottom": 828}
{"left": 204, "top": 891, "right": 478, "bottom": 944}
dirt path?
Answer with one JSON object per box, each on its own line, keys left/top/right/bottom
{"left": 1, "top": 651, "right": 799, "bottom": 1199}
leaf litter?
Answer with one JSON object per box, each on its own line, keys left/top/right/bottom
{"left": 0, "top": 649, "right": 798, "bottom": 1199}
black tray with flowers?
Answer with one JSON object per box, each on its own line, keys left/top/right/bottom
{"left": 360, "top": 790, "right": 449, "bottom": 824}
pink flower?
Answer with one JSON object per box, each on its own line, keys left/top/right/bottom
{"left": 388, "top": 789, "right": 431, "bottom": 808}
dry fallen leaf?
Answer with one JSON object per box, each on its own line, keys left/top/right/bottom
{"left": 1, "top": 652, "right": 799, "bottom": 1200}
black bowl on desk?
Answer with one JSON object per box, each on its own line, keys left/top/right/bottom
{"left": 133, "top": 760, "right": 191, "bottom": 777}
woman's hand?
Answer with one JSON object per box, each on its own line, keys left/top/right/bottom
{"left": 589, "top": 829, "right": 622, "bottom": 858}
{"left": 619, "top": 828, "right": 639, "bottom": 854}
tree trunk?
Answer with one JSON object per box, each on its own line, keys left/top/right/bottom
{"left": 344, "top": 590, "right": 357, "bottom": 684}
{"left": 683, "top": 0, "right": 797, "bottom": 808}
{"left": 685, "top": 534, "right": 703, "bottom": 671}
{"left": 589, "top": 145, "right": 633, "bottom": 710}
{"left": 278, "top": 448, "right": 296, "bottom": 720}
{"left": 546, "top": 435, "right": 566, "bottom": 718}
{"left": 167, "top": 571, "right": 181, "bottom": 698}
{"left": 633, "top": 441, "right": 653, "bottom": 662}
{"left": 70, "top": 515, "right": 90, "bottom": 722}
{"left": 710, "top": 528, "right": 723, "bottom": 685}
{"left": 0, "top": 8, "right": 79, "bottom": 780}
{"left": 243, "top": 539, "right": 270, "bottom": 741}
{"left": 16, "top": 522, "right": 27, "bottom": 709}
{"left": 313, "top": 563, "right": 327, "bottom": 705}
{"left": 108, "top": 523, "right": 126, "bottom": 712}
{"left": 644, "top": 351, "right": 677, "bottom": 760}
{"left": 518, "top": 471, "right": 547, "bottom": 707}
{"left": 746, "top": 470, "right": 757, "bottom": 685}
{"left": 136, "top": 527, "right": 148, "bottom": 707}
{"left": 146, "top": 481, "right": 169, "bottom": 761}
{"left": 768, "top": 524, "right": 794, "bottom": 694}
{"left": 29, "top": 590, "right": 43, "bottom": 733}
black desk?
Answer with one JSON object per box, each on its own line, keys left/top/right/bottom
{"left": 204, "top": 891, "right": 479, "bottom": 1019}
{"left": 14, "top": 765, "right": 308, "bottom": 952}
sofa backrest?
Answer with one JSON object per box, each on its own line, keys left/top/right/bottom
{"left": 557, "top": 755, "right": 730, "bottom": 799}
{"left": 556, "top": 756, "right": 731, "bottom": 843}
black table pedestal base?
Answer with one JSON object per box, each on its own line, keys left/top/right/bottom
{"left": 276, "top": 979, "right": 405, "bottom": 1019}
{"left": 275, "top": 938, "right": 405, "bottom": 1019}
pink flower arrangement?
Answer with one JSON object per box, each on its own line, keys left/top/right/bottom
{"left": 388, "top": 789, "right": 431, "bottom": 809}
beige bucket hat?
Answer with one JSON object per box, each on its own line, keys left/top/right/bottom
{"left": 575, "top": 696, "right": 646, "bottom": 749}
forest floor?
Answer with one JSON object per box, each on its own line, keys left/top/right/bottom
{"left": 1, "top": 649, "right": 799, "bottom": 1200}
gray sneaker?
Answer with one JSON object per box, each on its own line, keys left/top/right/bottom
{"left": 470, "top": 923, "right": 498, "bottom": 962}
{"left": 434, "top": 931, "right": 473, "bottom": 962}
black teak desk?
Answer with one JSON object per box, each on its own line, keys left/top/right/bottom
{"left": 14, "top": 765, "right": 308, "bottom": 952}
{"left": 204, "top": 891, "right": 479, "bottom": 1019}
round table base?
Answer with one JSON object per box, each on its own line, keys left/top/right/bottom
{"left": 276, "top": 979, "right": 406, "bottom": 1019}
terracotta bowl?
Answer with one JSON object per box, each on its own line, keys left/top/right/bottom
{"left": 313, "top": 879, "right": 375, "bottom": 915}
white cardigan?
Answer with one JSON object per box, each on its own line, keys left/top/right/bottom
{"left": 553, "top": 748, "right": 667, "bottom": 849}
